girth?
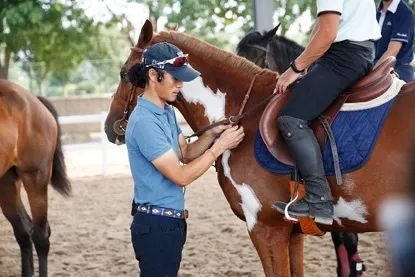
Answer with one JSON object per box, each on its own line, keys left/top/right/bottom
{"left": 259, "top": 56, "right": 397, "bottom": 166}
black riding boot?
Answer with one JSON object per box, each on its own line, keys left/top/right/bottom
{"left": 273, "top": 115, "right": 334, "bottom": 225}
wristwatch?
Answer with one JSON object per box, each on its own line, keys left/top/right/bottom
{"left": 289, "top": 61, "right": 305, "bottom": 74}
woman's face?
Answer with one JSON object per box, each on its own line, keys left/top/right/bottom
{"left": 155, "top": 71, "right": 183, "bottom": 102}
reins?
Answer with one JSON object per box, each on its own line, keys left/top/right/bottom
{"left": 185, "top": 70, "right": 279, "bottom": 139}
{"left": 113, "top": 66, "right": 280, "bottom": 140}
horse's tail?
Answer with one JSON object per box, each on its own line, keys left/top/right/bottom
{"left": 37, "top": 96, "right": 71, "bottom": 197}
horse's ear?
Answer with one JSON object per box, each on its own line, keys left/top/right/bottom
{"left": 137, "top": 19, "right": 153, "bottom": 48}
{"left": 263, "top": 24, "right": 280, "bottom": 40}
{"left": 169, "top": 24, "right": 178, "bottom": 31}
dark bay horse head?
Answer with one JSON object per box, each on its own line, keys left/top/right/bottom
{"left": 104, "top": 19, "right": 415, "bottom": 276}
{"left": 237, "top": 25, "right": 304, "bottom": 73}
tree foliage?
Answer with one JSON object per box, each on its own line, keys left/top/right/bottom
{"left": 275, "top": 0, "right": 316, "bottom": 35}
{"left": 0, "top": 0, "right": 102, "bottom": 95}
{"left": 131, "top": 0, "right": 253, "bottom": 47}
{"left": 131, "top": 0, "right": 317, "bottom": 47}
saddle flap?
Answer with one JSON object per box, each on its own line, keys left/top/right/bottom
{"left": 259, "top": 90, "right": 294, "bottom": 166}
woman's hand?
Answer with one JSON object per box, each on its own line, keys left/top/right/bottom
{"left": 210, "top": 125, "right": 245, "bottom": 156}
{"left": 205, "top": 117, "right": 231, "bottom": 138}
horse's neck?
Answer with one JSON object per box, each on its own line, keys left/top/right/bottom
{"left": 158, "top": 31, "right": 271, "bottom": 120}
{"left": 269, "top": 37, "right": 304, "bottom": 72}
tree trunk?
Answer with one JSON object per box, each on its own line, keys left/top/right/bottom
{"left": 0, "top": 49, "right": 11, "bottom": 79}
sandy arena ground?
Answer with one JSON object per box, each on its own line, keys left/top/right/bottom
{"left": 0, "top": 146, "right": 392, "bottom": 276}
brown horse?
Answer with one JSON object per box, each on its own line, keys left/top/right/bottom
{"left": 0, "top": 80, "right": 70, "bottom": 277}
{"left": 237, "top": 26, "right": 365, "bottom": 277}
{"left": 105, "top": 20, "right": 415, "bottom": 276}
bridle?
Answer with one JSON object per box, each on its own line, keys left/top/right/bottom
{"left": 111, "top": 66, "right": 141, "bottom": 136}
{"left": 245, "top": 43, "right": 269, "bottom": 68}
{"left": 112, "top": 49, "right": 280, "bottom": 140}
{"left": 112, "top": 46, "right": 146, "bottom": 137}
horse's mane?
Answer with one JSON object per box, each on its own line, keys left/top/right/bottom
{"left": 157, "top": 30, "right": 268, "bottom": 77}
{"left": 267, "top": 35, "right": 304, "bottom": 72}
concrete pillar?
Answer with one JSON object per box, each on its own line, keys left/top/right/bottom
{"left": 253, "top": 0, "right": 274, "bottom": 32}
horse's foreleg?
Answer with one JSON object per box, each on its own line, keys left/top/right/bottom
{"left": 248, "top": 221, "right": 293, "bottom": 277}
{"left": 331, "top": 232, "right": 364, "bottom": 277}
{"left": 21, "top": 169, "right": 51, "bottom": 277}
{"left": 289, "top": 233, "right": 304, "bottom": 277}
{"left": 0, "top": 171, "right": 34, "bottom": 277}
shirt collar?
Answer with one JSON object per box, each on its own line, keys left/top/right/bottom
{"left": 139, "top": 96, "right": 169, "bottom": 115}
{"left": 378, "top": 0, "right": 401, "bottom": 14}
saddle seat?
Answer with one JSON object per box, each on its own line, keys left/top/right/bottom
{"left": 260, "top": 56, "right": 397, "bottom": 166}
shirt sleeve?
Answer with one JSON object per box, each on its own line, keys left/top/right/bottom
{"left": 390, "top": 9, "right": 413, "bottom": 44}
{"left": 317, "top": 0, "right": 343, "bottom": 16}
{"left": 131, "top": 117, "right": 171, "bottom": 161}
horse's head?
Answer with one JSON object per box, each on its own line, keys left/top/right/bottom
{"left": 105, "top": 19, "right": 278, "bottom": 144}
{"left": 236, "top": 24, "right": 280, "bottom": 69}
{"left": 104, "top": 20, "right": 153, "bottom": 144}
{"left": 237, "top": 25, "right": 304, "bottom": 73}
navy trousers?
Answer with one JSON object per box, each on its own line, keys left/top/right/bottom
{"left": 281, "top": 41, "right": 374, "bottom": 121}
{"left": 131, "top": 213, "right": 187, "bottom": 277}
{"left": 395, "top": 64, "right": 414, "bottom": 83}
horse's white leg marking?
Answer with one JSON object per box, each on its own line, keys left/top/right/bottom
{"left": 181, "top": 77, "right": 225, "bottom": 122}
{"left": 333, "top": 197, "right": 368, "bottom": 225}
{"left": 222, "top": 151, "right": 262, "bottom": 231}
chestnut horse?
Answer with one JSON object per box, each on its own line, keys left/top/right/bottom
{"left": 105, "top": 20, "right": 415, "bottom": 276}
{"left": 237, "top": 26, "right": 364, "bottom": 277}
{"left": 0, "top": 80, "right": 70, "bottom": 277}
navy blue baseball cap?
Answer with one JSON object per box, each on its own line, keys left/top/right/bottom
{"left": 143, "top": 42, "right": 200, "bottom": 82}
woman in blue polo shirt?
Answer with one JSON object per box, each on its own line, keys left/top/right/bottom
{"left": 125, "top": 42, "right": 244, "bottom": 277}
{"left": 375, "top": 0, "right": 414, "bottom": 82}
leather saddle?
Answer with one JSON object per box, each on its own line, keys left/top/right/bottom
{"left": 259, "top": 56, "right": 397, "bottom": 166}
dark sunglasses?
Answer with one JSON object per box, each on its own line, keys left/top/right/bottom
{"left": 146, "top": 54, "right": 189, "bottom": 69}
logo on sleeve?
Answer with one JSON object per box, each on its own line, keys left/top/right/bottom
{"left": 397, "top": 33, "right": 408, "bottom": 37}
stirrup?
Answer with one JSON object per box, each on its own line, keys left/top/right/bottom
{"left": 283, "top": 190, "right": 300, "bottom": 223}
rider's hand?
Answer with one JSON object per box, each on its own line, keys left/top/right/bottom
{"left": 275, "top": 67, "right": 301, "bottom": 94}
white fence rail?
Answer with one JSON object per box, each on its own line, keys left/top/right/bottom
{"left": 59, "top": 112, "right": 109, "bottom": 175}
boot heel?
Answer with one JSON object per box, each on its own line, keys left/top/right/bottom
{"left": 314, "top": 216, "right": 333, "bottom": 225}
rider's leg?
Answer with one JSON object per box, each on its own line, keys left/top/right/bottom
{"left": 273, "top": 42, "right": 374, "bottom": 225}
{"left": 274, "top": 115, "right": 333, "bottom": 224}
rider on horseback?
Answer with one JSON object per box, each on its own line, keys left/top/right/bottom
{"left": 273, "top": 0, "right": 381, "bottom": 224}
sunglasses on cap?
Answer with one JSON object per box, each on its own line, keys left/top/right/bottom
{"left": 145, "top": 54, "right": 189, "bottom": 69}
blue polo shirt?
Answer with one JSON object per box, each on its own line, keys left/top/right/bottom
{"left": 125, "top": 96, "right": 184, "bottom": 211}
{"left": 375, "top": 0, "right": 414, "bottom": 66}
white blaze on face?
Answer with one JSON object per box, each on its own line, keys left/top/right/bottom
{"left": 333, "top": 197, "right": 368, "bottom": 225}
{"left": 181, "top": 77, "right": 226, "bottom": 122}
{"left": 222, "top": 151, "right": 262, "bottom": 232}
